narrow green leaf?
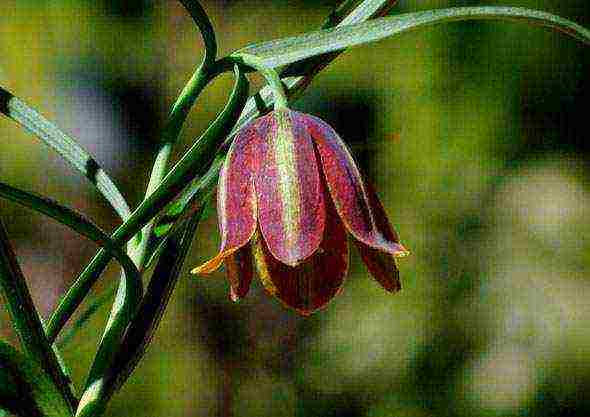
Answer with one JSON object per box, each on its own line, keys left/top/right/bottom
{"left": 146, "top": 160, "right": 218, "bottom": 270}
{"left": 282, "top": 0, "right": 398, "bottom": 77}
{"left": 233, "top": 7, "right": 590, "bottom": 69}
{"left": 56, "top": 285, "right": 118, "bottom": 349}
{"left": 76, "top": 212, "right": 203, "bottom": 416}
{"left": 153, "top": 154, "right": 222, "bottom": 238}
{"left": 0, "top": 220, "right": 76, "bottom": 412}
{"left": 75, "top": 69, "right": 247, "bottom": 417}
{"left": 47, "top": 65, "right": 248, "bottom": 346}
{"left": 177, "top": 0, "right": 217, "bottom": 67}
{"left": 0, "top": 341, "right": 71, "bottom": 417}
{"left": 138, "top": 0, "right": 218, "bottom": 263}
{"left": 0, "top": 87, "right": 131, "bottom": 221}
{"left": 0, "top": 181, "right": 143, "bottom": 312}
{"left": 148, "top": 1, "right": 217, "bottom": 225}
{"left": 226, "top": 0, "right": 397, "bottom": 142}
{"left": 113, "top": 211, "right": 203, "bottom": 393}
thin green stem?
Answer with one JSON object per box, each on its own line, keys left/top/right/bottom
{"left": 231, "top": 55, "right": 289, "bottom": 109}
{"left": 129, "top": 64, "right": 212, "bottom": 261}
{"left": 262, "top": 67, "right": 289, "bottom": 110}
{"left": 75, "top": 63, "right": 214, "bottom": 417}
{"left": 111, "top": 211, "right": 204, "bottom": 398}
{"left": 0, "top": 218, "right": 77, "bottom": 413}
{"left": 177, "top": 0, "right": 218, "bottom": 68}
{"left": 46, "top": 65, "right": 247, "bottom": 344}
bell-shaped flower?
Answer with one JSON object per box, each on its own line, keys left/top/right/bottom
{"left": 192, "top": 109, "right": 409, "bottom": 314}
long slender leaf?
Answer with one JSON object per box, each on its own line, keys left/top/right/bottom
{"left": 0, "top": 341, "right": 71, "bottom": 417}
{"left": 75, "top": 67, "right": 247, "bottom": 417}
{"left": 56, "top": 285, "right": 118, "bottom": 349}
{"left": 77, "top": 271, "right": 140, "bottom": 417}
{"left": 153, "top": 154, "right": 221, "bottom": 238}
{"left": 112, "top": 211, "right": 203, "bottom": 396}
{"left": 0, "top": 180, "right": 144, "bottom": 402}
{"left": 76, "top": 215, "right": 201, "bottom": 416}
{"left": 156, "top": 1, "right": 218, "bottom": 149}
{"left": 281, "top": 0, "right": 398, "bottom": 77}
{"left": 177, "top": 0, "right": 217, "bottom": 67}
{"left": 0, "top": 220, "right": 76, "bottom": 412}
{"left": 225, "top": 0, "right": 397, "bottom": 143}
{"left": 0, "top": 181, "right": 142, "bottom": 304}
{"left": 47, "top": 65, "right": 248, "bottom": 343}
{"left": 130, "top": 0, "right": 217, "bottom": 262}
{"left": 149, "top": 1, "right": 217, "bottom": 205}
{"left": 233, "top": 7, "right": 590, "bottom": 69}
{"left": 0, "top": 87, "right": 131, "bottom": 221}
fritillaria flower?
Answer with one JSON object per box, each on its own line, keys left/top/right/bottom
{"left": 192, "top": 109, "right": 409, "bottom": 315}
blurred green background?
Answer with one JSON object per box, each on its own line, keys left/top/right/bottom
{"left": 1, "top": 1, "right": 590, "bottom": 416}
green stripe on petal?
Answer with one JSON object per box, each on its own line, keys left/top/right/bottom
{"left": 256, "top": 110, "right": 325, "bottom": 266}
{"left": 274, "top": 111, "right": 301, "bottom": 254}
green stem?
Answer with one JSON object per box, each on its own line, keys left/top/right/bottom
{"left": 46, "top": 66, "right": 220, "bottom": 343}
{"left": 0, "top": 218, "right": 77, "bottom": 413}
{"left": 232, "top": 55, "right": 289, "bottom": 110}
{"left": 75, "top": 64, "right": 214, "bottom": 417}
{"left": 110, "top": 211, "right": 204, "bottom": 399}
{"left": 130, "top": 64, "right": 212, "bottom": 262}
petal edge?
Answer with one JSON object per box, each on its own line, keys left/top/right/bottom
{"left": 305, "top": 114, "right": 408, "bottom": 256}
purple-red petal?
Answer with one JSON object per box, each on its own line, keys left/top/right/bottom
{"left": 193, "top": 120, "right": 262, "bottom": 274}
{"left": 304, "top": 114, "right": 408, "bottom": 257}
{"left": 353, "top": 181, "right": 407, "bottom": 292}
{"left": 355, "top": 242, "right": 401, "bottom": 293}
{"left": 252, "top": 196, "right": 348, "bottom": 315}
{"left": 255, "top": 110, "right": 325, "bottom": 267}
{"left": 224, "top": 243, "right": 254, "bottom": 301}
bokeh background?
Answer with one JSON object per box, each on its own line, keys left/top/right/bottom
{"left": 1, "top": 1, "right": 590, "bottom": 416}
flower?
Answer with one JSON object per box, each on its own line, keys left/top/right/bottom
{"left": 192, "top": 109, "right": 409, "bottom": 315}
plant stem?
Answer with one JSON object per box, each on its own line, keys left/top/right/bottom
{"left": 129, "top": 64, "right": 212, "bottom": 267}
{"left": 76, "top": 64, "right": 214, "bottom": 417}
{"left": 0, "top": 217, "right": 77, "bottom": 413}
{"left": 234, "top": 55, "right": 289, "bottom": 109}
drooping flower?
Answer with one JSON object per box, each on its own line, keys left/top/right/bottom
{"left": 192, "top": 109, "right": 409, "bottom": 315}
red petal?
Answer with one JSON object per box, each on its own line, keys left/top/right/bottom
{"left": 355, "top": 243, "right": 401, "bottom": 293}
{"left": 193, "top": 120, "right": 263, "bottom": 274}
{"left": 304, "top": 115, "right": 408, "bottom": 256}
{"left": 355, "top": 182, "right": 407, "bottom": 292}
{"left": 252, "top": 197, "right": 348, "bottom": 315}
{"left": 255, "top": 110, "right": 325, "bottom": 267}
{"left": 224, "top": 243, "right": 254, "bottom": 301}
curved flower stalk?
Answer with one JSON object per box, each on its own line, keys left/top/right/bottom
{"left": 193, "top": 109, "right": 409, "bottom": 314}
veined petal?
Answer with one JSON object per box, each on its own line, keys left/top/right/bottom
{"left": 225, "top": 243, "right": 254, "bottom": 301}
{"left": 355, "top": 242, "right": 401, "bottom": 293}
{"left": 252, "top": 198, "right": 348, "bottom": 315}
{"left": 304, "top": 115, "right": 408, "bottom": 256}
{"left": 193, "top": 122, "right": 260, "bottom": 274}
{"left": 255, "top": 110, "right": 325, "bottom": 266}
{"left": 354, "top": 182, "right": 407, "bottom": 292}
